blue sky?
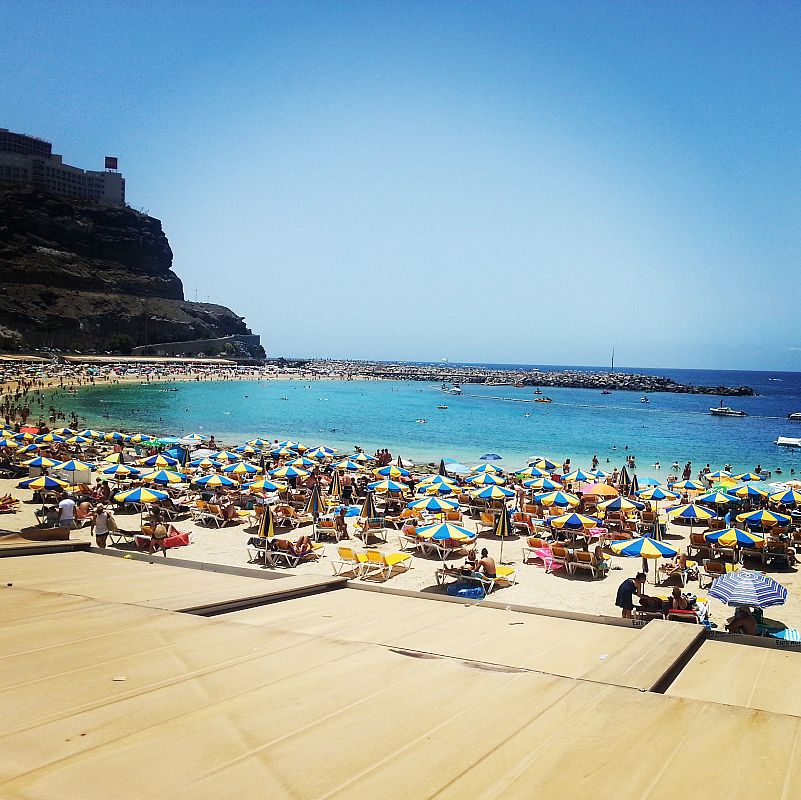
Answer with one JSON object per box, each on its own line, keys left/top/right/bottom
{"left": 3, "top": 1, "right": 800, "bottom": 370}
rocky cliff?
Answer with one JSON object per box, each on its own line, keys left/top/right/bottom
{"left": 0, "top": 187, "right": 261, "bottom": 356}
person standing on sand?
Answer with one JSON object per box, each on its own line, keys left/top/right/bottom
{"left": 615, "top": 572, "right": 646, "bottom": 619}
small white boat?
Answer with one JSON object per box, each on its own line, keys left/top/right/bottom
{"left": 788, "top": 412, "right": 801, "bottom": 421}
{"left": 640, "top": 396, "right": 649, "bottom": 404}
{"left": 710, "top": 402, "right": 747, "bottom": 417}
{"left": 776, "top": 437, "right": 801, "bottom": 448}
{"left": 437, "top": 405, "right": 448, "bottom": 410}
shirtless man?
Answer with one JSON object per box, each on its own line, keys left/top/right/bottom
{"left": 475, "top": 548, "right": 496, "bottom": 579}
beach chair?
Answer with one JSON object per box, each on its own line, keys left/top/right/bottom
{"left": 429, "top": 536, "right": 476, "bottom": 560}
{"left": 739, "top": 539, "right": 765, "bottom": 566}
{"left": 314, "top": 518, "right": 342, "bottom": 542}
{"left": 658, "top": 559, "right": 698, "bottom": 587}
{"left": 355, "top": 517, "right": 387, "bottom": 544}
{"left": 637, "top": 511, "right": 657, "bottom": 535}
{"left": 246, "top": 535, "right": 270, "bottom": 566}
{"left": 477, "top": 511, "right": 497, "bottom": 535}
{"left": 512, "top": 512, "right": 531, "bottom": 535}
{"left": 521, "top": 536, "right": 547, "bottom": 563}
{"left": 445, "top": 509, "right": 464, "bottom": 524}
{"left": 764, "top": 540, "right": 792, "bottom": 569}
{"left": 362, "top": 549, "right": 413, "bottom": 580}
{"left": 687, "top": 532, "right": 714, "bottom": 560}
{"left": 331, "top": 545, "right": 368, "bottom": 577}
{"left": 472, "top": 565, "right": 517, "bottom": 593}
{"left": 73, "top": 505, "right": 94, "bottom": 528}
{"left": 549, "top": 544, "right": 575, "bottom": 574}
{"left": 699, "top": 560, "right": 728, "bottom": 589}
{"left": 203, "top": 503, "right": 228, "bottom": 527}
{"left": 269, "top": 538, "right": 324, "bottom": 568}
{"left": 572, "top": 549, "right": 609, "bottom": 579}
{"left": 248, "top": 504, "right": 265, "bottom": 527}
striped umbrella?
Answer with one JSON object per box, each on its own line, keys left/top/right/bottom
{"left": 141, "top": 469, "right": 187, "bottom": 485}
{"left": 270, "top": 446, "right": 296, "bottom": 458}
{"left": 736, "top": 509, "right": 791, "bottom": 528}
{"left": 529, "top": 457, "right": 559, "bottom": 470}
{"left": 247, "top": 438, "right": 269, "bottom": 447}
{"left": 416, "top": 522, "right": 476, "bottom": 542}
{"left": 16, "top": 444, "right": 41, "bottom": 455}
{"left": 706, "top": 470, "right": 732, "bottom": 480}
{"left": 733, "top": 472, "right": 765, "bottom": 482}
{"left": 350, "top": 452, "right": 375, "bottom": 463}
{"left": 375, "top": 465, "right": 410, "bottom": 479}
{"left": 18, "top": 475, "right": 69, "bottom": 491}
{"left": 709, "top": 570, "right": 787, "bottom": 608}
{"left": 516, "top": 466, "right": 549, "bottom": 479}
{"left": 666, "top": 503, "right": 715, "bottom": 522}
{"left": 704, "top": 527, "right": 763, "bottom": 547}
{"left": 101, "top": 464, "right": 141, "bottom": 477}
{"left": 50, "top": 427, "right": 75, "bottom": 436}
{"left": 418, "top": 474, "right": 459, "bottom": 487}
{"left": 222, "top": 461, "right": 261, "bottom": 476}
{"left": 598, "top": 496, "right": 644, "bottom": 513}
{"left": 195, "top": 474, "right": 237, "bottom": 488}
{"left": 471, "top": 485, "right": 515, "bottom": 500}
{"left": 563, "top": 468, "right": 594, "bottom": 484}
{"left": 548, "top": 512, "right": 600, "bottom": 530}
{"left": 407, "top": 496, "right": 458, "bottom": 513}
{"left": 334, "top": 459, "right": 362, "bottom": 472}
{"left": 581, "top": 482, "right": 618, "bottom": 497}
{"left": 328, "top": 469, "right": 342, "bottom": 498}
{"left": 126, "top": 433, "right": 155, "bottom": 444}
{"left": 189, "top": 457, "right": 220, "bottom": 469}
{"left": 360, "top": 491, "right": 377, "bottom": 519}
{"left": 611, "top": 537, "right": 678, "bottom": 559}
{"left": 113, "top": 487, "right": 168, "bottom": 504}
{"left": 304, "top": 483, "right": 323, "bottom": 520}
{"left": 104, "top": 431, "right": 125, "bottom": 441}
{"left": 731, "top": 483, "right": 769, "bottom": 499}
{"left": 79, "top": 430, "right": 105, "bottom": 439}
{"left": 65, "top": 435, "right": 91, "bottom": 445}
{"left": 522, "top": 477, "right": 562, "bottom": 491}
{"left": 0, "top": 437, "right": 19, "bottom": 448}
{"left": 182, "top": 433, "right": 205, "bottom": 443}
{"left": 23, "top": 456, "right": 60, "bottom": 469}
{"left": 494, "top": 503, "right": 513, "bottom": 563}
{"left": 306, "top": 446, "right": 336, "bottom": 461}
{"left": 215, "top": 451, "right": 241, "bottom": 462}
{"left": 139, "top": 454, "right": 179, "bottom": 468}
{"left": 696, "top": 491, "right": 740, "bottom": 506}
{"left": 269, "top": 465, "right": 310, "bottom": 479}
{"left": 257, "top": 502, "right": 275, "bottom": 541}
{"left": 637, "top": 487, "right": 680, "bottom": 502}
{"left": 277, "top": 440, "right": 306, "bottom": 452}
{"left": 245, "top": 478, "right": 288, "bottom": 494}
{"left": 465, "top": 473, "right": 506, "bottom": 486}
{"left": 417, "top": 482, "right": 456, "bottom": 496}
{"left": 235, "top": 445, "right": 259, "bottom": 455}
{"left": 669, "top": 479, "right": 705, "bottom": 492}
{"left": 472, "top": 463, "right": 503, "bottom": 474}
{"left": 535, "top": 490, "right": 580, "bottom": 508}
{"left": 368, "top": 479, "right": 407, "bottom": 494}
{"left": 769, "top": 488, "right": 801, "bottom": 506}
{"left": 35, "top": 433, "right": 65, "bottom": 444}
{"left": 102, "top": 453, "right": 129, "bottom": 464}
{"left": 54, "top": 459, "right": 93, "bottom": 473}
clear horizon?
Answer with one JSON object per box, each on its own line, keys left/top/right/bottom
{"left": 3, "top": 2, "right": 800, "bottom": 371}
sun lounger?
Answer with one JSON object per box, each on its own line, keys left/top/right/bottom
{"left": 314, "top": 518, "right": 346, "bottom": 542}
{"left": 687, "top": 532, "right": 715, "bottom": 560}
{"left": 435, "top": 565, "right": 516, "bottom": 593}
{"left": 331, "top": 545, "right": 368, "bottom": 577}
{"left": 549, "top": 544, "right": 576, "bottom": 574}
{"left": 477, "top": 511, "right": 497, "bottom": 534}
{"left": 362, "top": 549, "right": 413, "bottom": 580}
{"left": 427, "top": 536, "right": 477, "bottom": 560}
{"left": 354, "top": 517, "right": 387, "bottom": 544}
{"left": 521, "top": 536, "right": 547, "bottom": 563}
{"left": 268, "top": 538, "right": 324, "bottom": 568}
{"left": 571, "top": 549, "right": 610, "bottom": 579}
{"left": 658, "top": 559, "right": 698, "bottom": 587}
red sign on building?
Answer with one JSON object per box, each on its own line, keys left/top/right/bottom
{"left": 105, "top": 156, "right": 118, "bottom": 170}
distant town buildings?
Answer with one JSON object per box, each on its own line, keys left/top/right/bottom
{"left": 0, "top": 128, "right": 125, "bottom": 206}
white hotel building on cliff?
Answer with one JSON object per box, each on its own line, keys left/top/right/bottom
{"left": 0, "top": 128, "right": 125, "bottom": 206}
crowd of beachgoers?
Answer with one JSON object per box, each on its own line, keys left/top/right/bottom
{"left": 1, "top": 411, "right": 801, "bottom": 637}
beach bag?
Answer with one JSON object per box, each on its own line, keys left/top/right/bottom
{"left": 106, "top": 514, "right": 117, "bottom": 532}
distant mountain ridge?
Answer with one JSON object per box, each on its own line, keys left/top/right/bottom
{"left": 0, "top": 187, "right": 261, "bottom": 356}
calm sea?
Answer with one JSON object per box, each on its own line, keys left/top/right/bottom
{"left": 48, "top": 364, "right": 801, "bottom": 478}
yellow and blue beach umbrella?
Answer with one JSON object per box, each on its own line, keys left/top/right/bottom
{"left": 696, "top": 490, "right": 740, "bottom": 506}
{"left": 0, "top": 437, "right": 19, "bottom": 448}
{"left": 668, "top": 479, "right": 705, "bottom": 492}
{"left": 49, "top": 427, "right": 75, "bottom": 436}
{"left": 277, "top": 440, "right": 306, "bottom": 452}
{"left": 769, "top": 489, "right": 801, "bottom": 507}
{"left": 529, "top": 457, "right": 559, "bottom": 471}
{"left": 598, "top": 496, "right": 644, "bottom": 513}
{"left": 611, "top": 537, "right": 678, "bottom": 559}
{"left": 407, "top": 496, "right": 458, "bottom": 512}
{"left": 102, "top": 452, "right": 128, "bottom": 464}
{"left": 349, "top": 452, "right": 375, "bottom": 463}
{"left": 548, "top": 512, "right": 600, "bottom": 530}
{"left": 704, "top": 527, "right": 763, "bottom": 547}
{"left": 465, "top": 472, "right": 506, "bottom": 486}
{"left": 304, "top": 483, "right": 324, "bottom": 519}
{"left": 733, "top": 472, "right": 765, "bottom": 482}
{"left": 563, "top": 468, "right": 594, "bottom": 484}
{"left": 360, "top": 491, "right": 378, "bottom": 519}
{"left": 416, "top": 522, "right": 476, "bottom": 542}
{"left": 65, "top": 435, "right": 91, "bottom": 445}
{"left": 334, "top": 459, "right": 362, "bottom": 472}
{"left": 637, "top": 487, "right": 679, "bottom": 503}
{"left": 666, "top": 503, "right": 715, "bottom": 521}
{"left": 54, "top": 459, "right": 93, "bottom": 473}
{"left": 113, "top": 486, "right": 168, "bottom": 504}
{"left": 235, "top": 444, "right": 259, "bottom": 455}
{"left": 375, "top": 465, "right": 410, "bottom": 479}
{"left": 101, "top": 464, "right": 140, "bottom": 477}
{"left": 417, "top": 481, "right": 456, "bottom": 496}
{"left": 516, "top": 466, "right": 548, "bottom": 479}
{"left": 306, "top": 446, "right": 336, "bottom": 461}
{"left": 222, "top": 461, "right": 261, "bottom": 476}
{"left": 139, "top": 453, "right": 179, "bottom": 468}
{"left": 23, "top": 456, "right": 60, "bottom": 469}
{"left": 328, "top": 470, "right": 342, "bottom": 498}
{"left": 16, "top": 444, "right": 41, "bottom": 455}
{"left": 730, "top": 483, "right": 769, "bottom": 499}
{"left": 368, "top": 479, "right": 407, "bottom": 494}
{"left": 736, "top": 509, "right": 791, "bottom": 527}
{"left": 418, "top": 474, "right": 459, "bottom": 487}
{"left": 270, "top": 446, "right": 295, "bottom": 457}
{"left": 79, "top": 429, "right": 105, "bottom": 439}
{"left": 287, "top": 456, "right": 316, "bottom": 469}
{"left": 214, "top": 451, "right": 241, "bottom": 462}
{"left": 141, "top": 469, "right": 187, "bottom": 485}
{"left": 535, "top": 490, "right": 580, "bottom": 508}
{"left": 182, "top": 432, "right": 205, "bottom": 443}
{"left": 269, "top": 465, "right": 310, "bottom": 479}
{"left": 104, "top": 431, "right": 125, "bottom": 441}
{"left": 472, "top": 463, "right": 503, "bottom": 474}
{"left": 245, "top": 478, "right": 288, "bottom": 493}
{"left": 471, "top": 485, "right": 515, "bottom": 500}
{"left": 256, "top": 502, "right": 275, "bottom": 540}
{"left": 18, "top": 475, "right": 69, "bottom": 491}
{"left": 247, "top": 438, "right": 269, "bottom": 447}
{"left": 189, "top": 456, "right": 219, "bottom": 469}
{"left": 125, "top": 433, "right": 154, "bottom": 444}
{"left": 706, "top": 470, "right": 732, "bottom": 480}
{"left": 35, "top": 433, "right": 65, "bottom": 444}
{"left": 522, "top": 477, "right": 562, "bottom": 491}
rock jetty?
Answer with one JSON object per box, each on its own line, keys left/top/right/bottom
{"left": 302, "top": 360, "right": 754, "bottom": 396}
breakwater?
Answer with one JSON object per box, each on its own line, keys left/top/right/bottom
{"left": 302, "top": 360, "right": 754, "bottom": 396}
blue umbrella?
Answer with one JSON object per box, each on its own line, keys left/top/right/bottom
{"left": 480, "top": 453, "right": 502, "bottom": 461}
{"left": 195, "top": 474, "right": 237, "bottom": 488}
{"left": 709, "top": 570, "right": 788, "bottom": 608}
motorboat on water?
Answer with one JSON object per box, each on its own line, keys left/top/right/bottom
{"left": 441, "top": 383, "right": 462, "bottom": 396}
{"left": 533, "top": 388, "right": 543, "bottom": 395}
{"left": 437, "top": 405, "right": 448, "bottom": 410}
{"left": 776, "top": 437, "right": 801, "bottom": 448}
{"left": 534, "top": 397, "right": 552, "bottom": 404}
{"left": 640, "top": 396, "right": 649, "bottom": 404}
{"left": 601, "top": 389, "right": 611, "bottom": 395}
{"left": 788, "top": 412, "right": 801, "bottom": 421}
{"left": 710, "top": 401, "right": 747, "bottom": 417}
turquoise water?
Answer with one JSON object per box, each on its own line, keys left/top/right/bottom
{"left": 45, "top": 367, "right": 801, "bottom": 478}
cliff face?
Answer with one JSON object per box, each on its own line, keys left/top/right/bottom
{"left": 0, "top": 187, "right": 260, "bottom": 355}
